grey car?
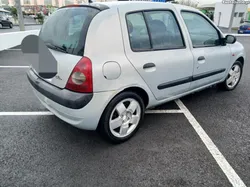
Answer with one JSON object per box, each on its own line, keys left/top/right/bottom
{"left": 0, "top": 16, "right": 13, "bottom": 28}
{"left": 27, "top": 2, "right": 246, "bottom": 143}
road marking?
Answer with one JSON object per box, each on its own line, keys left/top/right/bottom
{"left": 0, "top": 99, "right": 246, "bottom": 186}
{"left": 0, "top": 110, "right": 183, "bottom": 116}
{"left": 0, "top": 66, "right": 29, "bottom": 68}
{"left": 175, "top": 99, "right": 247, "bottom": 187}
{"left": 0, "top": 112, "right": 53, "bottom": 116}
{"left": 146, "top": 110, "right": 183, "bottom": 114}
{"left": 4, "top": 49, "right": 21, "bottom": 51}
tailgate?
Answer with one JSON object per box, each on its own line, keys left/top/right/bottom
{"left": 32, "top": 48, "right": 82, "bottom": 89}
{"left": 36, "top": 5, "right": 102, "bottom": 88}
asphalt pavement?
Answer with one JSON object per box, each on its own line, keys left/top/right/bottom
{"left": 0, "top": 25, "right": 41, "bottom": 34}
{"left": 0, "top": 37, "right": 249, "bottom": 187}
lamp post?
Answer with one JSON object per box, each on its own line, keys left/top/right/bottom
{"left": 15, "top": 0, "right": 25, "bottom": 31}
{"left": 228, "top": 0, "right": 237, "bottom": 33}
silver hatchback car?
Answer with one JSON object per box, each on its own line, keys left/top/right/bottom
{"left": 27, "top": 2, "right": 246, "bottom": 143}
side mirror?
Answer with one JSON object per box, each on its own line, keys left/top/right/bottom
{"left": 225, "top": 35, "right": 236, "bottom": 44}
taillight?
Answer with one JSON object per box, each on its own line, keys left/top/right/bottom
{"left": 247, "top": 27, "right": 250, "bottom": 30}
{"left": 65, "top": 57, "right": 93, "bottom": 93}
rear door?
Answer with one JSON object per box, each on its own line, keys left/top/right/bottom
{"left": 180, "top": 10, "right": 231, "bottom": 90}
{"left": 35, "top": 6, "right": 101, "bottom": 88}
{"left": 120, "top": 8, "right": 194, "bottom": 100}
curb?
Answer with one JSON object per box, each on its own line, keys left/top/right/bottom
{"left": 13, "top": 24, "right": 42, "bottom": 26}
{"left": 225, "top": 33, "right": 250, "bottom": 37}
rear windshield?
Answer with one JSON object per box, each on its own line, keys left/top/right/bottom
{"left": 39, "top": 7, "right": 100, "bottom": 56}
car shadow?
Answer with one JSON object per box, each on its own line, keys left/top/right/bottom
{"left": 47, "top": 85, "right": 224, "bottom": 148}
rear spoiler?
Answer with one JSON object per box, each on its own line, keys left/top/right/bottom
{"left": 59, "top": 3, "right": 110, "bottom": 11}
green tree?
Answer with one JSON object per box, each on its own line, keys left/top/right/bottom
{"left": 10, "top": 6, "right": 18, "bottom": 23}
{"left": 10, "top": 6, "right": 17, "bottom": 18}
{"left": 36, "top": 13, "right": 44, "bottom": 24}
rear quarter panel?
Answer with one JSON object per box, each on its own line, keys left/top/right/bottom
{"left": 84, "top": 7, "right": 156, "bottom": 106}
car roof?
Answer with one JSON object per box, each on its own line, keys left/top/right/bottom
{"left": 91, "top": 1, "right": 199, "bottom": 12}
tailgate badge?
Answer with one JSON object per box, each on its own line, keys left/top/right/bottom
{"left": 55, "top": 75, "right": 62, "bottom": 80}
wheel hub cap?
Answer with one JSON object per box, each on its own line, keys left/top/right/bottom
{"left": 226, "top": 64, "right": 241, "bottom": 88}
{"left": 109, "top": 98, "right": 141, "bottom": 138}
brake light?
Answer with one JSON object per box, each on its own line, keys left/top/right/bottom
{"left": 247, "top": 27, "right": 250, "bottom": 30}
{"left": 65, "top": 57, "right": 93, "bottom": 93}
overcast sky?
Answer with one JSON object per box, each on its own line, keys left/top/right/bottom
{"left": 198, "top": 0, "right": 219, "bottom": 3}
{"left": 182, "top": 0, "right": 250, "bottom": 6}
{"left": 189, "top": 0, "right": 221, "bottom": 5}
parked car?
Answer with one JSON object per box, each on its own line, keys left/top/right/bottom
{"left": 238, "top": 21, "right": 250, "bottom": 34}
{"left": 0, "top": 16, "right": 13, "bottom": 28}
{"left": 27, "top": 2, "right": 246, "bottom": 143}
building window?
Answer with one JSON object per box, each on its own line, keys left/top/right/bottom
{"left": 234, "top": 12, "right": 238, "bottom": 17}
{"left": 239, "top": 12, "right": 244, "bottom": 17}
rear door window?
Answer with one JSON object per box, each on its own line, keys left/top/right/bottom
{"left": 39, "top": 6, "right": 100, "bottom": 56}
{"left": 126, "top": 10, "right": 185, "bottom": 51}
{"left": 144, "top": 10, "right": 185, "bottom": 50}
{"left": 126, "top": 12, "right": 151, "bottom": 51}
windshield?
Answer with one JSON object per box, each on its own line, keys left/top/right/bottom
{"left": 39, "top": 7, "right": 100, "bottom": 56}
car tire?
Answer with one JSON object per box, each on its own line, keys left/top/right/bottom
{"left": 9, "top": 23, "right": 13, "bottom": 28}
{"left": 0, "top": 23, "right": 2, "bottom": 29}
{"left": 98, "top": 91, "right": 145, "bottom": 144}
{"left": 219, "top": 61, "right": 243, "bottom": 91}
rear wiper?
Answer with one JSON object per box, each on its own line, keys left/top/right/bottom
{"left": 45, "top": 42, "right": 68, "bottom": 53}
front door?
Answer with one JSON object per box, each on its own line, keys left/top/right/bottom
{"left": 120, "top": 8, "right": 194, "bottom": 100}
{"left": 181, "top": 11, "right": 231, "bottom": 89}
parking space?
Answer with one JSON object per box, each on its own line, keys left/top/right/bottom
{"left": 0, "top": 68, "right": 47, "bottom": 112}
{"left": 180, "top": 36, "right": 250, "bottom": 186}
{"left": 0, "top": 37, "right": 249, "bottom": 186}
{"left": 0, "top": 25, "right": 41, "bottom": 34}
{"left": 0, "top": 114, "right": 231, "bottom": 187}
{"left": 0, "top": 50, "right": 29, "bottom": 67}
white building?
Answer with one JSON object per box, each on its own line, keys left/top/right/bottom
{"left": 214, "top": 2, "right": 248, "bottom": 28}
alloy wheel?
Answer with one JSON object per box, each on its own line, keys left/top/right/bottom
{"left": 109, "top": 98, "right": 141, "bottom": 138}
{"left": 226, "top": 64, "right": 241, "bottom": 89}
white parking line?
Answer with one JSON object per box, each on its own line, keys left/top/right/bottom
{"left": 0, "top": 66, "right": 29, "bottom": 68}
{"left": 0, "top": 110, "right": 182, "bottom": 116}
{"left": 0, "top": 99, "right": 246, "bottom": 187}
{"left": 0, "top": 112, "right": 53, "bottom": 116}
{"left": 146, "top": 109, "right": 183, "bottom": 114}
{"left": 175, "top": 99, "right": 247, "bottom": 187}
{"left": 4, "top": 49, "right": 21, "bottom": 51}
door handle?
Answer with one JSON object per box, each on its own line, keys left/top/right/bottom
{"left": 143, "top": 63, "right": 155, "bottom": 69}
{"left": 198, "top": 56, "right": 205, "bottom": 61}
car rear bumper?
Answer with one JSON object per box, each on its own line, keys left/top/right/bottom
{"left": 27, "top": 68, "right": 93, "bottom": 109}
{"left": 27, "top": 68, "right": 116, "bottom": 130}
